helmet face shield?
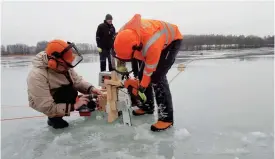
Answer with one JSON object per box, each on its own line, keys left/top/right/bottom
{"left": 111, "top": 50, "right": 134, "bottom": 76}
{"left": 112, "top": 57, "right": 133, "bottom": 75}
{"left": 60, "top": 42, "right": 83, "bottom": 68}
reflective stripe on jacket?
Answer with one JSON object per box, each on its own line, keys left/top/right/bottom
{"left": 119, "top": 15, "right": 183, "bottom": 87}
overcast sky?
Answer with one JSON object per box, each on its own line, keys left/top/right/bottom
{"left": 1, "top": 0, "right": 274, "bottom": 46}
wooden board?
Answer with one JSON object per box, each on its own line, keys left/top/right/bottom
{"left": 111, "top": 86, "right": 118, "bottom": 101}
{"left": 104, "top": 80, "right": 122, "bottom": 87}
{"left": 107, "top": 110, "right": 118, "bottom": 123}
{"left": 98, "top": 96, "right": 107, "bottom": 112}
{"left": 106, "top": 85, "right": 112, "bottom": 101}
{"left": 104, "top": 71, "right": 119, "bottom": 123}
{"left": 111, "top": 71, "right": 119, "bottom": 81}
{"left": 109, "top": 101, "right": 117, "bottom": 111}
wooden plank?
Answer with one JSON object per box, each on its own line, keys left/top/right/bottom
{"left": 107, "top": 110, "right": 118, "bottom": 123}
{"left": 111, "top": 86, "right": 118, "bottom": 101}
{"left": 105, "top": 71, "right": 120, "bottom": 123}
{"left": 104, "top": 79, "right": 122, "bottom": 87}
{"left": 109, "top": 101, "right": 117, "bottom": 111}
{"left": 106, "top": 85, "right": 112, "bottom": 101}
{"left": 111, "top": 71, "right": 119, "bottom": 81}
{"left": 98, "top": 97, "right": 107, "bottom": 112}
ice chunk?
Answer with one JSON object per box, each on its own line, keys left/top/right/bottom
{"left": 133, "top": 124, "right": 155, "bottom": 141}
{"left": 241, "top": 136, "right": 252, "bottom": 144}
{"left": 250, "top": 132, "right": 267, "bottom": 139}
{"left": 218, "top": 148, "right": 250, "bottom": 155}
{"left": 174, "top": 128, "right": 191, "bottom": 140}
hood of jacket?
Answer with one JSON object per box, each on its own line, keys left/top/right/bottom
{"left": 32, "top": 51, "right": 49, "bottom": 69}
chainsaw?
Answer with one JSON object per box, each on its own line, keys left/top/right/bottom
{"left": 76, "top": 94, "right": 98, "bottom": 116}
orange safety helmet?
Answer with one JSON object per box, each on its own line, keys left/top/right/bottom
{"left": 113, "top": 29, "right": 142, "bottom": 60}
{"left": 113, "top": 14, "right": 143, "bottom": 61}
{"left": 111, "top": 14, "right": 144, "bottom": 76}
{"left": 45, "top": 39, "right": 83, "bottom": 69}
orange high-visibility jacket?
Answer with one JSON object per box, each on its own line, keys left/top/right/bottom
{"left": 119, "top": 14, "right": 183, "bottom": 88}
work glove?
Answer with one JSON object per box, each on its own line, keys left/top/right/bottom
{"left": 124, "top": 78, "right": 147, "bottom": 103}
{"left": 116, "top": 60, "right": 128, "bottom": 73}
{"left": 97, "top": 47, "right": 102, "bottom": 53}
{"left": 137, "top": 86, "right": 147, "bottom": 103}
{"left": 117, "top": 66, "right": 128, "bottom": 73}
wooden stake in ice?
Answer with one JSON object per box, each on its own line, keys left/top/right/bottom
{"left": 104, "top": 71, "right": 123, "bottom": 123}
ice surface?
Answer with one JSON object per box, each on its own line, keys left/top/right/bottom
{"left": 250, "top": 132, "right": 268, "bottom": 139}
{"left": 1, "top": 48, "right": 274, "bottom": 159}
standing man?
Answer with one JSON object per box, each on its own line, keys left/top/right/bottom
{"left": 112, "top": 14, "right": 183, "bottom": 132}
{"left": 96, "top": 14, "right": 116, "bottom": 72}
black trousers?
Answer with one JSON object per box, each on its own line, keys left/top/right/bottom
{"left": 100, "top": 49, "right": 113, "bottom": 72}
{"left": 142, "top": 39, "right": 182, "bottom": 122}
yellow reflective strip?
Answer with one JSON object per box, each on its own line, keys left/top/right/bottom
{"left": 141, "top": 21, "right": 175, "bottom": 57}
{"left": 145, "top": 62, "right": 158, "bottom": 69}
{"left": 160, "top": 21, "right": 169, "bottom": 44}
{"left": 142, "top": 29, "right": 166, "bottom": 57}
{"left": 143, "top": 70, "right": 153, "bottom": 76}
{"left": 166, "top": 23, "right": 175, "bottom": 42}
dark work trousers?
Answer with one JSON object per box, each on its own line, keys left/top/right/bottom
{"left": 146, "top": 39, "right": 182, "bottom": 122}
{"left": 100, "top": 49, "right": 113, "bottom": 72}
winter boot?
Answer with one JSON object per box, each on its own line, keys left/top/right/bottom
{"left": 151, "top": 121, "right": 173, "bottom": 132}
{"left": 150, "top": 108, "right": 174, "bottom": 132}
{"left": 47, "top": 117, "right": 69, "bottom": 129}
{"left": 132, "top": 100, "right": 154, "bottom": 116}
{"left": 132, "top": 108, "right": 154, "bottom": 116}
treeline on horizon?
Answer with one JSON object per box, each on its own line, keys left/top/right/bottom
{"left": 1, "top": 34, "right": 274, "bottom": 56}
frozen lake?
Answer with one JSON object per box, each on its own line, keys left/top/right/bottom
{"left": 1, "top": 48, "right": 274, "bottom": 159}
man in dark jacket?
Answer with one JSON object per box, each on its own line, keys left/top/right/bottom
{"left": 96, "top": 14, "right": 116, "bottom": 72}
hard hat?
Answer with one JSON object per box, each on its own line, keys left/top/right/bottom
{"left": 113, "top": 29, "right": 140, "bottom": 60}
{"left": 45, "top": 39, "right": 83, "bottom": 69}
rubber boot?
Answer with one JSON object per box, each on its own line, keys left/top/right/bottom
{"left": 47, "top": 117, "right": 69, "bottom": 129}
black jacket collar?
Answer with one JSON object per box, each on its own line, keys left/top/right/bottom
{"left": 104, "top": 20, "right": 113, "bottom": 27}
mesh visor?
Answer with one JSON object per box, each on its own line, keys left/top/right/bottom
{"left": 61, "top": 43, "right": 83, "bottom": 68}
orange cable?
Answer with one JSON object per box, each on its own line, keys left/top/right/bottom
{"left": 1, "top": 112, "right": 80, "bottom": 121}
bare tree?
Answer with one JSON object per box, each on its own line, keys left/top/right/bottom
{"left": 35, "top": 41, "right": 48, "bottom": 53}
{"left": 1, "top": 35, "right": 274, "bottom": 56}
{"left": 76, "top": 43, "right": 97, "bottom": 54}
{"left": 1, "top": 45, "right": 6, "bottom": 55}
{"left": 181, "top": 34, "right": 274, "bottom": 51}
